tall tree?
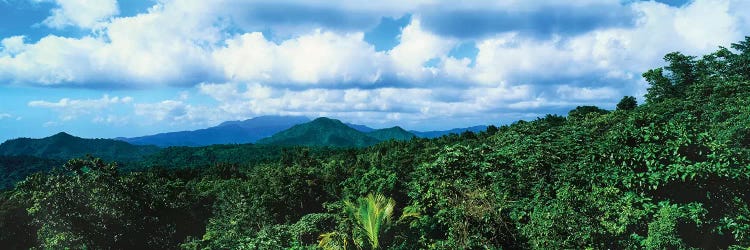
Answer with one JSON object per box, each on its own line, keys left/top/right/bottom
{"left": 616, "top": 96, "right": 638, "bottom": 111}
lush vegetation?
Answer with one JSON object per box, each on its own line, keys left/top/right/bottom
{"left": 1, "top": 38, "right": 750, "bottom": 249}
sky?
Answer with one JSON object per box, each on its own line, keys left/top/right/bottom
{"left": 1, "top": 0, "right": 749, "bottom": 141}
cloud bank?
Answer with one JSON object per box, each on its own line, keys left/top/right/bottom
{"left": 5, "top": 0, "right": 750, "bottom": 130}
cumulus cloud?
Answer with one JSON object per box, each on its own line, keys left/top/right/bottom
{"left": 0, "top": 36, "right": 27, "bottom": 55}
{"left": 37, "top": 0, "right": 119, "bottom": 29}
{"left": 388, "top": 18, "right": 457, "bottom": 81}
{"left": 28, "top": 95, "right": 132, "bottom": 121}
{"left": 193, "top": 81, "right": 541, "bottom": 129}
{"left": 214, "top": 30, "right": 384, "bottom": 86}
{"left": 133, "top": 98, "right": 224, "bottom": 126}
{"left": 1, "top": 0, "right": 749, "bottom": 130}
{"left": 0, "top": 0, "right": 222, "bottom": 87}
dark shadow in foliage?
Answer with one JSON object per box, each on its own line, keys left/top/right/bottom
{"left": 0, "top": 191, "right": 37, "bottom": 249}
{"left": 648, "top": 175, "right": 749, "bottom": 248}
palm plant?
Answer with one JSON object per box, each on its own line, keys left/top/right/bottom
{"left": 345, "top": 193, "right": 395, "bottom": 249}
{"left": 320, "top": 193, "right": 415, "bottom": 250}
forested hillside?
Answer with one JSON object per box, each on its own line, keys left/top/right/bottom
{"left": 0, "top": 132, "right": 160, "bottom": 162}
{"left": 1, "top": 38, "right": 749, "bottom": 249}
{"left": 366, "top": 127, "right": 416, "bottom": 141}
{"left": 257, "top": 117, "right": 383, "bottom": 147}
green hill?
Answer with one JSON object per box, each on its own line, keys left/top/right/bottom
{"left": 0, "top": 132, "right": 160, "bottom": 162}
{"left": 366, "top": 126, "right": 416, "bottom": 141}
{"left": 256, "top": 117, "right": 381, "bottom": 147}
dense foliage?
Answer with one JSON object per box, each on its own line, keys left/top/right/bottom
{"left": 1, "top": 37, "right": 750, "bottom": 249}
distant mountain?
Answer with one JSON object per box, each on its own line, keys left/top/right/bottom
{"left": 410, "top": 125, "right": 488, "bottom": 138}
{"left": 257, "top": 117, "right": 381, "bottom": 147}
{"left": 366, "top": 126, "right": 416, "bottom": 141}
{"left": 345, "top": 123, "right": 376, "bottom": 132}
{"left": 0, "top": 132, "right": 160, "bottom": 162}
{"left": 119, "top": 115, "right": 310, "bottom": 147}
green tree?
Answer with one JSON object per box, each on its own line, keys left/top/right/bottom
{"left": 644, "top": 68, "right": 673, "bottom": 103}
{"left": 568, "top": 105, "right": 609, "bottom": 119}
{"left": 663, "top": 52, "right": 697, "bottom": 93}
{"left": 320, "top": 194, "right": 418, "bottom": 250}
{"left": 616, "top": 96, "right": 637, "bottom": 111}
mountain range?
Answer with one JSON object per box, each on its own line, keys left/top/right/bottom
{"left": 118, "top": 115, "right": 310, "bottom": 147}
{"left": 116, "top": 115, "right": 488, "bottom": 147}
{"left": 0, "top": 117, "right": 489, "bottom": 189}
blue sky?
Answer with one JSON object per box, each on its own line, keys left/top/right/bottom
{"left": 0, "top": 0, "right": 749, "bottom": 141}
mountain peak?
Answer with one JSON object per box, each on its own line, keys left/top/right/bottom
{"left": 309, "top": 117, "right": 350, "bottom": 128}
{"left": 366, "top": 126, "right": 416, "bottom": 141}
{"left": 388, "top": 126, "right": 406, "bottom": 131}
{"left": 257, "top": 117, "right": 380, "bottom": 147}
{"left": 312, "top": 117, "right": 339, "bottom": 123}
{"left": 51, "top": 132, "right": 75, "bottom": 138}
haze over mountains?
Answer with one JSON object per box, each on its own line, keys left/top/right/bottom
{"left": 116, "top": 115, "right": 489, "bottom": 147}
{"left": 119, "top": 116, "right": 310, "bottom": 147}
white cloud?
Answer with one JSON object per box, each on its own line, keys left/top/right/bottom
{"left": 214, "top": 30, "right": 384, "bottom": 86}
{"left": 133, "top": 98, "right": 223, "bottom": 126}
{"left": 28, "top": 94, "right": 132, "bottom": 121}
{"left": 0, "top": 113, "right": 12, "bottom": 120}
{"left": 38, "top": 0, "right": 119, "bottom": 29}
{"left": 0, "top": 1, "right": 221, "bottom": 86}
{"left": 462, "top": 0, "right": 749, "bottom": 93}
{"left": 0, "top": 35, "right": 106, "bottom": 85}
{"left": 556, "top": 85, "right": 619, "bottom": 101}
{"left": 388, "top": 18, "right": 457, "bottom": 81}
{"left": 0, "top": 36, "right": 28, "bottom": 56}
